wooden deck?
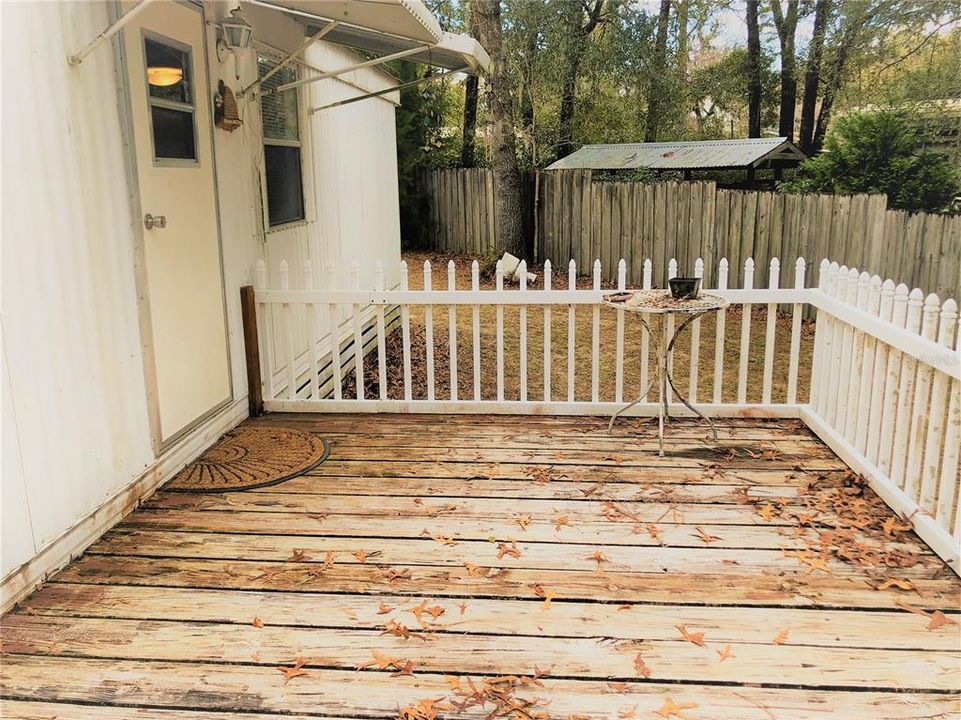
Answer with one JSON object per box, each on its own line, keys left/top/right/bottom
{"left": 2, "top": 414, "right": 959, "bottom": 719}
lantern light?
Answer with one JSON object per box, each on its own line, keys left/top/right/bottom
{"left": 221, "top": 6, "right": 253, "bottom": 49}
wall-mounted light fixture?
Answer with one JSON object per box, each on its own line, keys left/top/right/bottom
{"left": 147, "top": 66, "right": 184, "bottom": 87}
{"left": 221, "top": 7, "right": 253, "bottom": 50}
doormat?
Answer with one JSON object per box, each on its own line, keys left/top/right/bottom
{"left": 165, "top": 426, "right": 329, "bottom": 493}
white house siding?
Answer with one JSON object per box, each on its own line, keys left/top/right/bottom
{"left": 1, "top": 1, "right": 156, "bottom": 571}
{"left": 1, "top": 1, "right": 403, "bottom": 599}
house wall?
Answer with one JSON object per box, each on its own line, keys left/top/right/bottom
{"left": 0, "top": 0, "right": 402, "bottom": 608}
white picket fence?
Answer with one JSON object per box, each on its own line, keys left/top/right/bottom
{"left": 252, "top": 255, "right": 960, "bottom": 571}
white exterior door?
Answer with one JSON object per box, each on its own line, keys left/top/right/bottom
{"left": 123, "top": 1, "right": 231, "bottom": 445}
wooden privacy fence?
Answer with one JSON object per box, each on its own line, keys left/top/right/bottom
{"left": 422, "top": 169, "right": 960, "bottom": 302}
{"left": 249, "top": 254, "right": 961, "bottom": 571}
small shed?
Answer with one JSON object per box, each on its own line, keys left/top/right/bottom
{"left": 546, "top": 137, "right": 807, "bottom": 182}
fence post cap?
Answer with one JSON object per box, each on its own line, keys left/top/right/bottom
{"left": 881, "top": 278, "right": 896, "bottom": 292}
{"left": 924, "top": 292, "right": 941, "bottom": 308}
{"left": 908, "top": 287, "right": 924, "bottom": 301}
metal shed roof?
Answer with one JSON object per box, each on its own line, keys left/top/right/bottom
{"left": 546, "top": 137, "right": 806, "bottom": 171}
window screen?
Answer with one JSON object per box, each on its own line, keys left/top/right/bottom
{"left": 259, "top": 56, "right": 305, "bottom": 226}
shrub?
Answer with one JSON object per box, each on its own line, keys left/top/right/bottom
{"left": 783, "top": 110, "right": 961, "bottom": 213}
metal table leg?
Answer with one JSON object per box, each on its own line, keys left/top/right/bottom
{"left": 608, "top": 316, "right": 657, "bottom": 435}
{"left": 664, "top": 309, "right": 719, "bottom": 446}
{"left": 609, "top": 309, "right": 719, "bottom": 455}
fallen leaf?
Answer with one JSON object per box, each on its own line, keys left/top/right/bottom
{"left": 252, "top": 616, "right": 264, "bottom": 628}
{"left": 533, "top": 583, "right": 556, "bottom": 610}
{"left": 276, "top": 656, "right": 308, "bottom": 684}
{"left": 927, "top": 610, "right": 957, "bottom": 631}
{"left": 385, "top": 568, "right": 411, "bottom": 583}
{"left": 391, "top": 659, "right": 415, "bottom": 677}
{"left": 290, "top": 548, "right": 310, "bottom": 562}
{"left": 675, "top": 624, "right": 706, "bottom": 647}
{"left": 377, "top": 601, "right": 394, "bottom": 614}
{"left": 693, "top": 527, "right": 720, "bottom": 545}
{"left": 877, "top": 577, "right": 916, "bottom": 592}
{"left": 512, "top": 513, "right": 533, "bottom": 531}
{"left": 464, "top": 562, "right": 484, "bottom": 577}
{"left": 458, "top": 601, "right": 468, "bottom": 615}
{"left": 619, "top": 705, "right": 638, "bottom": 719}
{"left": 321, "top": 551, "right": 335, "bottom": 570}
{"left": 497, "top": 540, "right": 523, "bottom": 559}
{"left": 773, "top": 628, "right": 790, "bottom": 645}
{"left": 716, "top": 645, "right": 734, "bottom": 662}
{"left": 353, "top": 549, "right": 368, "bottom": 563}
{"left": 608, "top": 681, "right": 629, "bottom": 693}
{"left": 654, "top": 697, "right": 699, "bottom": 719}
{"left": 553, "top": 514, "right": 572, "bottom": 531}
{"left": 633, "top": 653, "right": 652, "bottom": 678}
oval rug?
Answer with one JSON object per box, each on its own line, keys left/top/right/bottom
{"left": 165, "top": 426, "right": 329, "bottom": 492}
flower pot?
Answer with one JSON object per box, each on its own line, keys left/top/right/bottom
{"left": 669, "top": 277, "right": 700, "bottom": 300}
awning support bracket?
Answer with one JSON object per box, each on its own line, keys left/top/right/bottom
{"left": 67, "top": 0, "right": 155, "bottom": 66}
{"left": 309, "top": 64, "right": 467, "bottom": 114}
{"left": 264, "top": 45, "right": 430, "bottom": 96}
{"left": 238, "top": 20, "right": 341, "bottom": 98}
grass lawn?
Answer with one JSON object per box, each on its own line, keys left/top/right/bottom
{"left": 347, "top": 251, "right": 815, "bottom": 405}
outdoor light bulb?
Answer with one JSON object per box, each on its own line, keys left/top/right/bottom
{"left": 147, "top": 66, "right": 184, "bottom": 87}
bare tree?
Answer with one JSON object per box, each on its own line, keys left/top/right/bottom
{"left": 474, "top": 0, "right": 526, "bottom": 256}
{"left": 798, "top": 0, "right": 832, "bottom": 154}
{"left": 645, "top": 0, "right": 672, "bottom": 142}
{"left": 557, "top": 0, "right": 608, "bottom": 159}
{"left": 770, "top": 0, "right": 799, "bottom": 140}
{"left": 746, "top": 0, "right": 762, "bottom": 138}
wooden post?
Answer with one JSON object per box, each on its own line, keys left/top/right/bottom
{"left": 240, "top": 285, "right": 264, "bottom": 417}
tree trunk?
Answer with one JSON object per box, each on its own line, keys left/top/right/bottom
{"left": 645, "top": 0, "right": 671, "bottom": 142}
{"left": 770, "top": 0, "right": 799, "bottom": 140}
{"left": 746, "top": 0, "right": 762, "bottom": 138}
{"left": 557, "top": 1, "right": 605, "bottom": 160}
{"left": 676, "top": 0, "right": 689, "bottom": 83}
{"left": 812, "top": 19, "right": 859, "bottom": 154}
{"left": 461, "top": 74, "right": 479, "bottom": 167}
{"left": 474, "top": 0, "right": 525, "bottom": 257}
{"left": 556, "top": 37, "right": 586, "bottom": 160}
{"left": 798, "top": 0, "right": 832, "bottom": 154}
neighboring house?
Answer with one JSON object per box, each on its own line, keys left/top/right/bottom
{"left": 0, "top": 0, "right": 487, "bottom": 609}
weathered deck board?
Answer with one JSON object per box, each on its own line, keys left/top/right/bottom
{"left": 23, "top": 584, "right": 958, "bottom": 650}
{"left": 3, "top": 615, "right": 957, "bottom": 690}
{"left": 2, "top": 414, "right": 959, "bottom": 719}
{"left": 2, "top": 657, "right": 958, "bottom": 719}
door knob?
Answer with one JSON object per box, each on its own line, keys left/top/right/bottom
{"left": 144, "top": 213, "right": 167, "bottom": 230}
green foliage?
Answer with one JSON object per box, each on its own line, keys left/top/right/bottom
{"left": 394, "top": 61, "right": 463, "bottom": 248}
{"left": 783, "top": 110, "right": 961, "bottom": 212}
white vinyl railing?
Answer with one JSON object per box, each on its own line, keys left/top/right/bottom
{"left": 252, "top": 255, "right": 961, "bottom": 571}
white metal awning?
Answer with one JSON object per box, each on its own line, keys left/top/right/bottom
{"left": 267, "top": 0, "right": 442, "bottom": 44}
{"left": 248, "top": 0, "right": 489, "bottom": 73}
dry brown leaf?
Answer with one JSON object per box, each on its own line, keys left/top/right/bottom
{"left": 608, "top": 681, "right": 629, "bottom": 693}
{"left": 458, "top": 601, "right": 468, "bottom": 615}
{"left": 513, "top": 513, "right": 533, "bottom": 530}
{"left": 497, "top": 540, "right": 523, "bottom": 559}
{"left": 321, "top": 551, "right": 335, "bottom": 570}
{"left": 619, "top": 706, "right": 637, "bottom": 719}
{"left": 876, "top": 577, "right": 916, "bottom": 592}
{"left": 773, "top": 628, "right": 790, "bottom": 645}
{"left": 654, "top": 698, "right": 699, "bottom": 719}
{"left": 716, "top": 644, "right": 734, "bottom": 662}
{"left": 251, "top": 616, "right": 264, "bottom": 628}
{"left": 377, "top": 601, "right": 394, "bottom": 615}
{"left": 353, "top": 549, "right": 368, "bottom": 563}
{"left": 533, "top": 583, "right": 556, "bottom": 610}
{"left": 633, "top": 653, "right": 652, "bottom": 678}
{"left": 276, "top": 656, "right": 308, "bottom": 684}
{"left": 927, "top": 610, "right": 957, "bottom": 631}
{"left": 553, "top": 514, "right": 572, "bottom": 531}
{"left": 693, "top": 527, "right": 720, "bottom": 545}
{"left": 290, "top": 548, "right": 310, "bottom": 562}
{"left": 464, "top": 562, "right": 484, "bottom": 577}
{"left": 675, "top": 624, "right": 706, "bottom": 647}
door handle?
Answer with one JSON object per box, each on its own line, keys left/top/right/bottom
{"left": 144, "top": 213, "right": 167, "bottom": 230}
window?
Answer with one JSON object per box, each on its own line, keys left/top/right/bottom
{"left": 259, "top": 56, "right": 305, "bottom": 226}
{"left": 144, "top": 36, "right": 197, "bottom": 161}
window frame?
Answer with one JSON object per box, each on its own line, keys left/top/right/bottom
{"left": 257, "top": 51, "right": 309, "bottom": 231}
{"left": 141, "top": 30, "right": 199, "bottom": 168}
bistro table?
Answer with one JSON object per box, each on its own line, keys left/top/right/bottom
{"left": 604, "top": 289, "right": 730, "bottom": 456}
